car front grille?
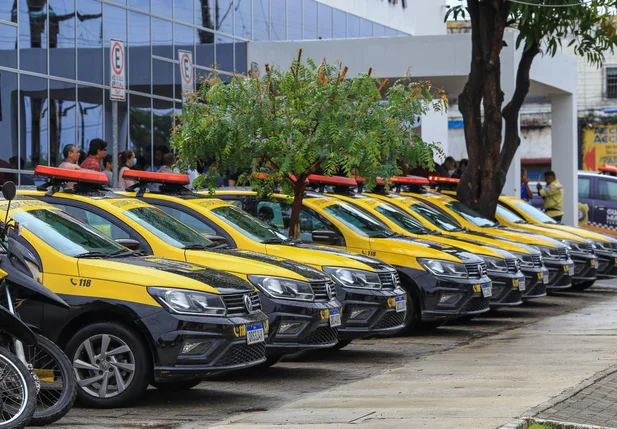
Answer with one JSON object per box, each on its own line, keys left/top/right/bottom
{"left": 302, "top": 326, "right": 338, "bottom": 345}
{"left": 373, "top": 311, "right": 406, "bottom": 330}
{"left": 531, "top": 255, "right": 543, "bottom": 267}
{"left": 585, "top": 242, "right": 595, "bottom": 254}
{"left": 460, "top": 297, "right": 490, "bottom": 313}
{"left": 377, "top": 271, "right": 400, "bottom": 290}
{"left": 523, "top": 279, "right": 546, "bottom": 297}
{"left": 215, "top": 343, "right": 266, "bottom": 367}
{"left": 311, "top": 280, "right": 336, "bottom": 301}
{"left": 557, "top": 248, "right": 569, "bottom": 260}
{"left": 221, "top": 291, "right": 261, "bottom": 316}
{"left": 500, "top": 289, "right": 523, "bottom": 304}
{"left": 466, "top": 262, "right": 488, "bottom": 279}
{"left": 505, "top": 259, "right": 519, "bottom": 273}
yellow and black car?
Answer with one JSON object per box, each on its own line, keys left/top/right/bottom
{"left": 117, "top": 171, "right": 407, "bottom": 345}
{"left": 0, "top": 193, "right": 269, "bottom": 408}
{"left": 212, "top": 176, "right": 494, "bottom": 332}
{"left": 23, "top": 167, "right": 341, "bottom": 367}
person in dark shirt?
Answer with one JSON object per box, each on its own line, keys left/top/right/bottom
{"left": 451, "top": 159, "right": 468, "bottom": 179}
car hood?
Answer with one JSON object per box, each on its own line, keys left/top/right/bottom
{"left": 370, "top": 236, "right": 484, "bottom": 264}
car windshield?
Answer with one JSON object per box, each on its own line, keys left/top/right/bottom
{"left": 511, "top": 200, "right": 557, "bottom": 224}
{"left": 210, "top": 205, "right": 289, "bottom": 243}
{"left": 444, "top": 201, "right": 496, "bottom": 227}
{"left": 12, "top": 208, "right": 125, "bottom": 257}
{"left": 322, "top": 202, "right": 394, "bottom": 238}
{"left": 123, "top": 206, "right": 214, "bottom": 249}
{"left": 406, "top": 203, "right": 462, "bottom": 232}
{"left": 373, "top": 203, "right": 428, "bottom": 235}
{"left": 496, "top": 205, "right": 526, "bottom": 224}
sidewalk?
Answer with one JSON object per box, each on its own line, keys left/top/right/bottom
{"left": 211, "top": 285, "right": 617, "bottom": 429}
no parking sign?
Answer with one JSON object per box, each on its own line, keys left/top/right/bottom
{"left": 178, "top": 50, "right": 194, "bottom": 102}
{"left": 109, "top": 39, "right": 125, "bottom": 101}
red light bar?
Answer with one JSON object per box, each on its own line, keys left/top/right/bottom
{"left": 599, "top": 165, "right": 617, "bottom": 174}
{"left": 307, "top": 175, "right": 357, "bottom": 186}
{"left": 428, "top": 175, "right": 460, "bottom": 184}
{"left": 34, "top": 166, "right": 109, "bottom": 185}
{"left": 391, "top": 176, "right": 430, "bottom": 185}
{"left": 122, "top": 170, "right": 190, "bottom": 185}
{"left": 354, "top": 177, "right": 391, "bottom": 186}
{"left": 251, "top": 172, "right": 308, "bottom": 184}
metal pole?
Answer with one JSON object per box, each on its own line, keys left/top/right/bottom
{"left": 112, "top": 101, "right": 118, "bottom": 187}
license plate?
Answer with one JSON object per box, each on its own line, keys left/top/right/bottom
{"left": 246, "top": 323, "right": 265, "bottom": 345}
{"left": 593, "top": 259, "right": 599, "bottom": 269}
{"left": 481, "top": 283, "right": 492, "bottom": 298}
{"left": 395, "top": 296, "right": 406, "bottom": 313}
{"left": 543, "top": 270, "right": 549, "bottom": 284}
{"left": 329, "top": 309, "right": 341, "bottom": 327}
{"left": 569, "top": 265, "right": 574, "bottom": 276}
{"left": 518, "top": 278, "right": 526, "bottom": 291}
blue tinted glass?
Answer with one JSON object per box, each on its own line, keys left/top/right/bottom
{"left": 215, "top": 34, "right": 233, "bottom": 72}
{"left": 129, "top": 94, "right": 152, "bottom": 169}
{"left": 333, "top": 9, "right": 346, "bottom": 39}
{"left": 235, "top": 41, "right": 247, "bottom": 73}
{"left": 175, "top": 0, "right": 194, "bottom": 24}
{"left": 152, "top": 0, "right": 172, "bottom": 17}
{"left": 271, "top": 0, "right": 286, "bottom": 40}
{"left": 360, "top": 18, "right": 372, "bottom": 37}
{"left": 152, "top": 59, "right": 174, "bottom": 98}
{"left": 235, "top": 0, "right": 251, "bottom": 39}
{"left": 195, "top": 0, "right": 214, "bottom": 31}
{"left": 19, "top": 0, "right": 47, "bottom": 74}
{"left": 347, "top": 14, "right": 359, "bottom": 38}
{"left": 152, "top": 99, "right": 174, "bottom": 153}
{"left": 152, "top": 17, "right": 173, "bottom": 58}
{"left": 49, "top": 0, "right": 75, "bottom": 79}
{"left": 217, "top": 0, "right": 233, "bottom": 34}
{"left": 317, "top": 3, "right": 331, "bottom": 39}
{"left": 175, "top": 22, "right": 194, "bottom": 52}
{"left": 21, "top": 75, "right": 49, "bottom": 169}
{"left": 0, "top": 1, "right": 14, "bottom": 22}
{"left": 385, "top": 27, "right": 397, "bottom": 37}
{"left": 303, "top": 0, "right": 317, "bottom": 39}
{"left": 0, "top": 72, "right": 18, "bottom": 179}
{"left": 373, "top": 23, "right": 385, "bottom": 37}
{"left": 128, "top": 12, "right": 150, "bottom": 93}
{"left": 0, "top": 24, "right": 17, "bottom": 68}
{"left": 253, "top": 0, "right": 269, "bottom": 40}
{"left": 49, "top": 80, "right": 77, "bottom": 167}
{"left": 287, "top": 0, "right": 301, "bottom": 40}
{"left": 77, "top": 85, "right": 104, "bottom": 154}
{"left": 195, "top": 28, "right": 214, "bottom": 68}
{"left": 128, "top": 0, "right": 149, "bottom": 12}
{"left": 77, "top": 0, "right": 103, "bottom": 84}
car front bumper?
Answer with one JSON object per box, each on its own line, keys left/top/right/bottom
{"left": 520, "top": 266, "right": 548, "bottom": 299}
{"left": 139, "top": 309, "right": 270, "bottom": 382}
{"left": 335, "top": 285, "right": 407, "bottom": 340}
{"left": 544, "top": 259, "right": 574, "bottom": 290}
{"left": 596, "top": 251, "right": 617, "bottom": 279}
{"left": 571, "top": 253, "right": 598, "bottom": 282}
{"left": 488, "top": 272, "right": 525, "bottom": 307}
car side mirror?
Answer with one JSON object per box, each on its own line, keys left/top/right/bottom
{"left": 2, "top": 182, "right": 16, "bottom": 201}
{"left": 311, "top": 230, "right": 340, "bottom": 245}
{"left": 205, "top": 235, "right": 228, "bottom": 246}
{"left": 115, "top": 238, "right": 141, "bottom": 251}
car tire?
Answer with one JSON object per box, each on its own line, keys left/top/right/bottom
{"left": 151, "top": 379, "right": 203, "bottom": 391}
{"left": 571, "top": 280, "right": 595, "bottom": 291}
{"left": 64, "top": 322, "right": 151, "bottom": 408}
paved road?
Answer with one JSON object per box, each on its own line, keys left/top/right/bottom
{"left": 55, "top": 283, "right": 617, "bottom": 429}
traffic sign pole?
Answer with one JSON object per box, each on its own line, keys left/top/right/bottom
{"left": 109, "top": 39, "right": 126, "bottom": 187}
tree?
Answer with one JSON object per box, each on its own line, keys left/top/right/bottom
{"left": 172, "top": 50, "right": 444, "bottom": 238}
{"left": 447, "top": 0, "right": 617, "bottom": 218}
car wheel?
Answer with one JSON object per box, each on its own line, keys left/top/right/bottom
{"left": 571, "top": 280, "right": 595, "bottom": 291}
{"left": 151, "top": 379, "right": 203, "bottom": 391}
{"left": 64, "top": 322, "right": 150, "bottom": 408}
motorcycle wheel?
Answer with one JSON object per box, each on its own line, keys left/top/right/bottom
{"left": 0, "top": 346, "right": 36, "bottom": 429}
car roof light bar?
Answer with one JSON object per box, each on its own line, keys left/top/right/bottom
{"left": 307, "top": 175, "right": 357, "bottom": 194}
{"left": 121, "top": 170, "right": 191, "bottom": 197}
{"left": 599, "top": 165, "right": 617, "bottom": 176}
{"left": 35, "top": 166, "right": 109, "bottom": 185}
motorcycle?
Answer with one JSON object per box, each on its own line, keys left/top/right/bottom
{"left": 0, "top": 182, "right": 77, "bottom": 426}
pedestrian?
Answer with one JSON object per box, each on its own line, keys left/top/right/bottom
{"left": 80, "top": 139, "right": 107, "bottom": 171}
{"left": 158, "top": 153, "right": 176, "bottom": 173}
{"left": 451, "top": 159, "right": 468, "bottom": 179}
{"left": 118, "top": 150, "right": 137, "bottom": 189}
{"left": 102, "top": 154, "right": 113, "bottom": 184}
{"left": 442, "top": 156, "right": 457, "bottom": 177}
{"left": 58, "top": 144, "right": 81, "bottom": 170}
{"left": 521, "top": 168, "right": 533, "bottom": 202}
{"left": 536, "top": 170, "right": 564, "bottom": 222}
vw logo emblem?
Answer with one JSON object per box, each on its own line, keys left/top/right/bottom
{"left": 325, "top": 283, "right": 334, "bottom": 300}
{"left": 244, "top": 294, "right": 253, "bottom": 313}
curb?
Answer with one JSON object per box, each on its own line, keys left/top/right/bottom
{"left": 500, "top": 417, "right": 617, "bottom": 429}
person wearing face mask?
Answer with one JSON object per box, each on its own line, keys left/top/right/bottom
{"left": 118, "top": 150, "right": 137, "bottom": 189}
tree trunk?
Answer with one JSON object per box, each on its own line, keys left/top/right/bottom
{"left": 288, "top": 181, "right": 307, "bottom": 240}
{"left": 457, "top": 0, "right": 510, "bottom": 220}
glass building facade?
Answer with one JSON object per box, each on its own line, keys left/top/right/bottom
{"left": 0, "top": 0, "right": 406, "bottom": 184}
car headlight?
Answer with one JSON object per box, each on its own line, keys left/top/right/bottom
{"left": 148, "top": 287, "right": 227, "bottom": 316}
{"left": 483, "top": 256, "right": 509, "bottom": 273}
{"left": 248, "top": 275, "right": 315, "bottom": 301}
{"left": 418, "top": 258, "right": 468, "bottom": 278}
{"left": 322, "top": 267, "right": 381, "bottom": 289}
{"left": 511, "top": 252, "right": 536, "bottom": 267}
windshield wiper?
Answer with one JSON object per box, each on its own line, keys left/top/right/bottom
{"left": 372, "top": 231, "right": 398, "bottom": 238}
{"left": 262, "top": 238, "right": 285, "bottom": 244}
{"left": 73, "top": 251, "right": 109, "bottom": 259}
{"left": 182, "top": 244, "right": 210, "bottom": 250}
{"left": 108, "top": 249, "right": 143, "bottom": 258}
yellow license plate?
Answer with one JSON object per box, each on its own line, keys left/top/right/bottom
{"left": 472, "top": 285, "right": 481, "bottom": 293}
{"left": 537, "top": 272, "right": 543, "bottom": 279}
{"left": 563, "top": 265, "right": 569, "bottom": 273}
{"left": 513, "top": 279, "right": 519, "bottom": 288}
{"left": 320, "top": 309, "right": 330, "bottom": 320}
